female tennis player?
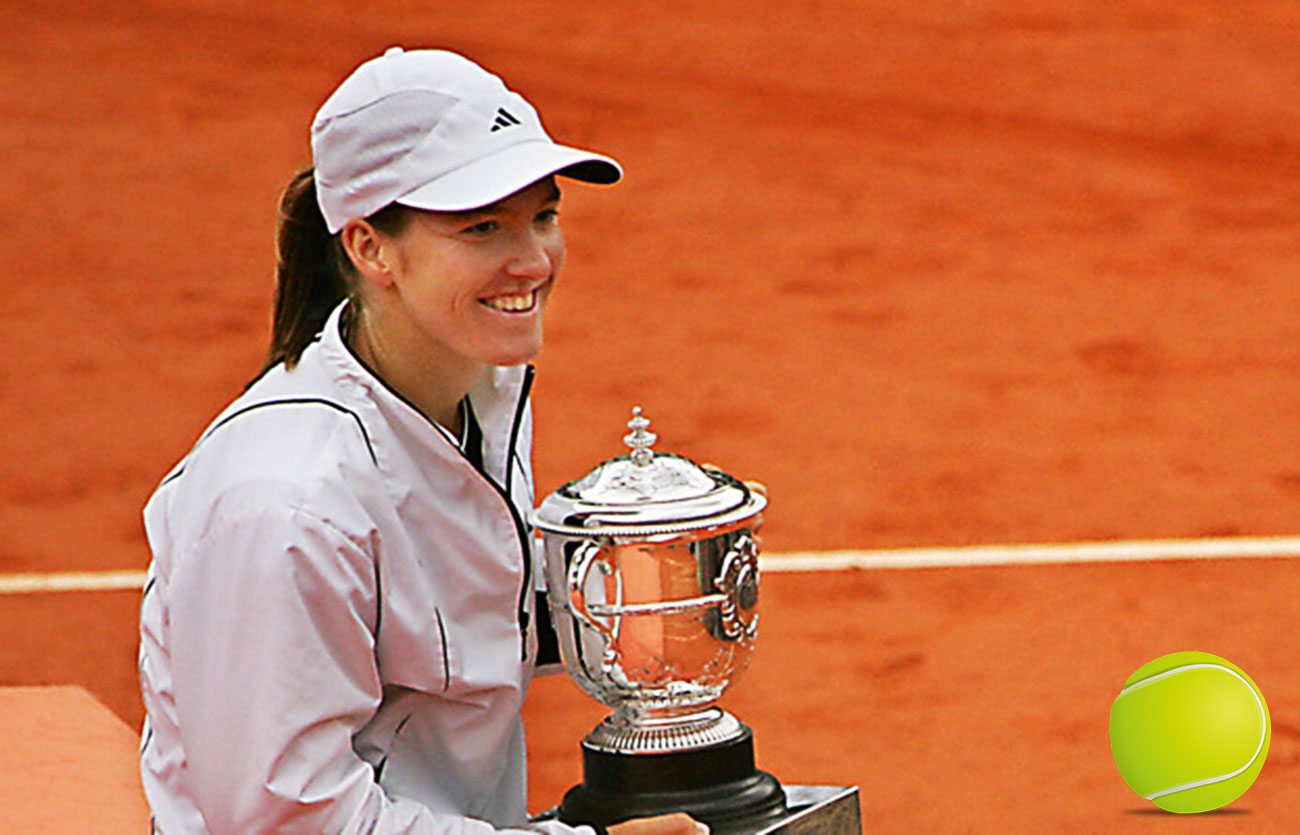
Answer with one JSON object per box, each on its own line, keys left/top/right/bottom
{"left": 137, "top": 47, "right": 705, "bottom": 835}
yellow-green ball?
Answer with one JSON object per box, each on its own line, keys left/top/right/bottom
{"left": 1109, "top": 651, "right": 1269, "bottom": 813}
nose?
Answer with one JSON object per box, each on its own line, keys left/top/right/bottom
{"left": 506, "top": 228, "right": 558, "bottom": 279}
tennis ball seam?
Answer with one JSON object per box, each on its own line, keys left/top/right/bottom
{"left": 1115, "top": 662, "right": 1267, "bottom": 800}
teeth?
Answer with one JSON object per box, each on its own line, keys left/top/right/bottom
{"left": 483, "top": 291, "right": 536, "bottom": 313}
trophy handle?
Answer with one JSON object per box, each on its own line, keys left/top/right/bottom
{"left": 714, "top": 533, "right": 760, "bottom": 640}
{"left": 567, "top": 540, "right": 622, "bottom": 655}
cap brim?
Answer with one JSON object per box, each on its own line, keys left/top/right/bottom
{"left": 395, "top": 140, "right": 622, "bottom": 213}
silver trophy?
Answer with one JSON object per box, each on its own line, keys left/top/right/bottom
{"left": 534, "top": 409, "right": 860, "bottom": 833}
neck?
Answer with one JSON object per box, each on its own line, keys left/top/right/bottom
{"left": 347, "top": 304, "right": 484, "bottom": 435}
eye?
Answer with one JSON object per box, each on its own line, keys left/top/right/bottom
{"left": 461, "top": 219, "right": 499, "bottom": 236}
{"left": 535, "top": 207, "right": 559, "bottom": 225}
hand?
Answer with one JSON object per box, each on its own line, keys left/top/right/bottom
{"left": 607, "top": 813, "right": 709, "bottom": 835}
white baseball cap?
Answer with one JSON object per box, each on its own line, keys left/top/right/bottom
{"left": 311, "top": 47, "right": 622, "bottom": 234}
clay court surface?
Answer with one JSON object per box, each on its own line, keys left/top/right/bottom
{"left": 5, "top": 1, "right": 1300, "bottom": 831}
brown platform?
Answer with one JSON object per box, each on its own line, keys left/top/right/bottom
{"left": 0, "top": 686, "right": 148, "bottom": 833}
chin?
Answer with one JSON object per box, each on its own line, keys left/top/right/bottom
{"left": 486, "top": 342, "right": 543, "bottom": 368}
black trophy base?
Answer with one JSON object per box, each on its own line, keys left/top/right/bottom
{"left": 558, "top": 725, "right": 787, "bottom": 832}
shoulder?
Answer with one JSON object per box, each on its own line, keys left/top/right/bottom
{"left": 198, "top": 394, "right": 377, "bottom": 470}
{"left": 148, "top": 359, "right": 385, "bottom": 539}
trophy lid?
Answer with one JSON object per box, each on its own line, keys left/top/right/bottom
{"left": 532, "top": 407, "right": 766, "bottom": 536}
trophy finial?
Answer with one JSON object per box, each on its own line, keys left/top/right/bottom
{"left": 623, "top": 406, "right": 657, "bottom": 467}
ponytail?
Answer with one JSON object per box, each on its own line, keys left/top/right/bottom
{"left": 263, "top": 168, "right": 412, "bottom": 374}
{"left": 264, "top": 168, "right": 351, "bottom": 372}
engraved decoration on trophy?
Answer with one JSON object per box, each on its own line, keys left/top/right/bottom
{"left": 532, "top": 407, "right": 786, "bottom": 831}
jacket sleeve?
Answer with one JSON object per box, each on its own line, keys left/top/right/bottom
{"left": 165, "top": 498, "right": 594, "bottom": 835}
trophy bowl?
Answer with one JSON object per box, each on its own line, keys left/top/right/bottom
{"left": 533, "top": 408, "right": 785, "bottom": 830}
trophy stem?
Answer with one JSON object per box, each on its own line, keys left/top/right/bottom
{"left": 587, "top": 706, "right": 746, "bottom": 755}
{"left": 559, "top": 721, "right": 787, "bottom": 832}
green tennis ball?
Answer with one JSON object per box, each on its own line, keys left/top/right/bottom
{"left": 1109, "top": 651, "right": 1269, "bottom": 813}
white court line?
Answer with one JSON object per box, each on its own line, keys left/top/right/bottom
{"left": 0, "top": 570, "right": 149, "bottom": 595}
{"left": 760, "top": 535, "right": 1300, "bottom": 572}
{"left": 2, "top": 535, "right": 1299, "bottom": 594}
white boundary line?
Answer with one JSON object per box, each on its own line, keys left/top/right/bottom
{"left": 0, "top": 570, "right": 149, "bottom": 595}
{"left": 2, "top": 535, "right": 1299, "bottom": 594}
{"left": 758, "top": 535, "right": 1300, "bottom": 572}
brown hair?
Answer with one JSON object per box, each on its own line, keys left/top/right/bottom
{"left": 264, "top": 168, "right": 410, "bottom": 372}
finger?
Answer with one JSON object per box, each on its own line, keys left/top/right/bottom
{"left": 607, "top": 812, "right": 707, "bottom": 835}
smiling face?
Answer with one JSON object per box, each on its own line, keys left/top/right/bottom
{"left": 338, "top": 175, "right": 567, "bottom": 428}
{"left": 387, "top": 175, "right": 566, "bottom": 369}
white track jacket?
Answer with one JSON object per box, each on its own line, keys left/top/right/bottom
{"left": 139, "top": 302, "right": 586, "bottom": 834}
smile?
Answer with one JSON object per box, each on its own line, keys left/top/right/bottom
{"left": 480, "top": 289, "right": 539, "bottom": 314}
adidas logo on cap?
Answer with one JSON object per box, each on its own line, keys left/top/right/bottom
{"left": 491, "top": 107, "right": 521, "bottom": 132}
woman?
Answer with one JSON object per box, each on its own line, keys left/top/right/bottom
{"left": 138, "top": 47, "right": 704, "bottom": 835}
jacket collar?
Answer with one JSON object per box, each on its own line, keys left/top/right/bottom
{"left": 314, "top": 300, "right": 530, "bottom": 462}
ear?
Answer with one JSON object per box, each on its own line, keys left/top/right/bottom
{"left": 339, "top": 219, "right": 398, "bottom": 289}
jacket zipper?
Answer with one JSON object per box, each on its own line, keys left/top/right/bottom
{"left": 401, "top": 368, "right": 536, "bottom": 660}
{"left": 340, "top": 314, "right": 537, "bottom": 659}
{"left": 451, "top": 366, "right": 536, "bottom": 661}
{"left": 505, "top": 366, "right": 536, "bottom": 660}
